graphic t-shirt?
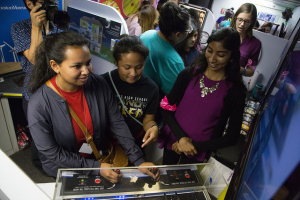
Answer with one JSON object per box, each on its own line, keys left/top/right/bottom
{"left": 102, "top": 69, "right": 159, "bottom": 137}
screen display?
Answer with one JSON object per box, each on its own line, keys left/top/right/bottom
{"left": 236, "top": 35, "right": 300, "bottom": 199}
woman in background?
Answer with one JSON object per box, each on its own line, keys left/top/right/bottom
{"left": 215, "top": 8, "right": 234, "bottom": 29}
{"left": 158, "top": 27, "right": 246, "bottom": 164}
{"left": 126, "top": 5, "right": 158, "bottom": 36}
{"left": 174, "top": 19, "right": 201, "bottom": 67}
{"left": 258, "top": 22, "right": 273, "bottom": 34}
{"left": 218, "top": 8, "right": 234, "bottom": 29}
{"left": 230, "top": 3, "right": 261, "bottom": 77}
{"left": 27, "top": 31, "right": 158, "bottom": 182}
{"left": 102, "top": 35, "right": 159, "bottom": 149}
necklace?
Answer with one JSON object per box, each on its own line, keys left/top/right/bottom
{"left": 55, "top": 77, "right": 88, "bottom": 134}
{"left": 199, "top": 75, "right": 222, "bottom": 97}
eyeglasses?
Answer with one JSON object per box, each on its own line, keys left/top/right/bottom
{"left": 237, "top": 18, "right": 251, "bottom": 25}
{"left": 185, "top": 24, "right": 193, "bottom": 34}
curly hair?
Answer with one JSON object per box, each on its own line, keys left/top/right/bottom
{"left": 28, "top": 31, "right": 89, "bottom": 94}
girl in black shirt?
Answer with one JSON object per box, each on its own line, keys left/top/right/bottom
{"left": 102, "top": 35, "right": 159, "bottom": 149}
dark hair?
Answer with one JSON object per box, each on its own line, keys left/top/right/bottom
{"left": 174, "top": 19, "right": 201, "bottom": 66}
{"left": 138, "top": 0, "right": 151, "bottom": 11}
{"left": 159, "top": 2, "right": 190, "bottom": 38}
{"left": 230, "top": 3, "right": 258, "bottom": 37}
{"left": 253, "top": 20, "right": 260, "bottom": 29}
{"left": 113, "top": 35, "right": 149, "bottom": 64}
{"left": 157, "top": 0, "right": 168, "bottom": 12}
{"left": 187, "top": 8, "right": 200, "bottom": 22}
{"left": 23, "top": 0, "right": 37, "bottom": 12}
{"left": 191, "top": 27, "right": 245, "bottom": 90}
{"left": 257, "top": 22, "right": 273, "bottom": 33}
{"left": 28, "top": 31, "right": 89, "bottom": 93}
{"left": 261, "top": 22, "right": 272, "bottom": 29}
{"left": 224, "top": 8, "right": 234, "bottom": 21}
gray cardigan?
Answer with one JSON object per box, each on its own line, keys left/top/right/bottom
{"left": 28, "top": 73, "right": 144, "bottom": 177}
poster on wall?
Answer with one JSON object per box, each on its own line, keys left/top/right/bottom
{"left": 0, "top": 0, "right": 62, "bottom": 62}
{"left": 67, "top": 6, "right": 122, "bottom": 64}
{"left": 258, "top": 12, "right": 266, "bottom": 20}
{"left": 220, "top": 8, "right": 226, "bottom": 14}
{"left": 89, "top": 0, "right": 140, "bottom": 18}
{"left": 257, "top": 12, "right": 278, "bottom": 23}
{"left": 264, "top": 13, "right": 272, "bottom": 22}
{"left": 89, "top": 0, "right": 179, "bottom": 19}
{"left": 270, "top": 15, "right": 277, "bottom": 23}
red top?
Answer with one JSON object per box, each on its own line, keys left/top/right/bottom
{"left": 50, "top": 76, "right": 94, "bottom": 158}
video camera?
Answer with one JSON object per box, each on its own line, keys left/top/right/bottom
{"left": 37, "top": 0, "right": 70, "bottom": 30}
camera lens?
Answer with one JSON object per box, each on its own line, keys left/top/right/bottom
{"left": 52, "top": 10, "right": 70, "bottom": 30}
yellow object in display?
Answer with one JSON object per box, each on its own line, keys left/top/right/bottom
{"left": 102, "top": 0, "right": 120, "bottom": 12}
{"left": 217, "top": 186, "right": 228, "bottom": 200}
{"left": 123, "top": 0, "right": 139, "bottom": 16}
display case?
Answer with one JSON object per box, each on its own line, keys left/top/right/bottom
{"left": 53, "top": 163, "right": 228, "bottom": 200}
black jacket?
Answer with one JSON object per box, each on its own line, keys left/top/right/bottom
{"left": 28, "top": 74, "right": 144, "bottom": 177}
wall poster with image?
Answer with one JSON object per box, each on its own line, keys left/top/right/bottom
{"left": 264, "top": 13, "right": 272, "bottom": 22}
{"left": 270, "top": 15, "right": 277, "bottom": 23}
{"left": 67, "top": 6, "right": 122, "bottom": 64}
{"left": 220, "top": 8, "right": 226, "bottom": 14}
{"left": 89, "top": 0, "right": 140, "bottom": 18}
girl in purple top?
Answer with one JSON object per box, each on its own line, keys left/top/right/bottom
{"left": 230, "top": 3, "right": 261, "bottom": 77}
{"left": 159, "top": 27, "right": 246, "bottom": 164}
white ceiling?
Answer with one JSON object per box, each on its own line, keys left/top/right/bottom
{"left": 267, "top": 0, "right": 300, "bottom": 9}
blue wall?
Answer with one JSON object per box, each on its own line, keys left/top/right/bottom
{"left": 0, "top": 0, "right": 62, "bottom": 62}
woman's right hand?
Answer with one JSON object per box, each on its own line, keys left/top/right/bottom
{"left": 178, "top": 137, "right": 197, "bottom": 156}
{"left": 99, "top": 163, "right": 122, "bottom": 183}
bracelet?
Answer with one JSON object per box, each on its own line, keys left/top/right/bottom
{"left": 151, "top": 124, "right": 159, "bottom": 129}
{"left": 242, "top": 68, "right": 246, "bottom": 75}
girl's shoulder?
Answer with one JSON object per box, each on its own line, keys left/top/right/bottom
{"left": 140, "top": 74, "right": 159, "bottom": 91}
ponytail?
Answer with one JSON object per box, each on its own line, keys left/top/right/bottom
{"left": 28, "top": 31, "right": 89, "bottom": 94}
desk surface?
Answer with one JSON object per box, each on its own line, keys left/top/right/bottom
{"left": 0, "top": 73, "right": 24, "bottom": 95}
{"left": 0, "top": 62, "right": 22, "bottom": 75}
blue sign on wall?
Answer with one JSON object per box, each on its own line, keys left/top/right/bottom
{"left": 0, "top": 0, "right": 62, "bottom": 62}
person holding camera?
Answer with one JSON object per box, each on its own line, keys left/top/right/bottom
{"left": 11, "top": 0, "right": 61, "bottom": 174}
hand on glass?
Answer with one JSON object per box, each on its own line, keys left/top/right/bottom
{"left": 141, "top": 126, "right": 159, "bottom": 148}
{"left": 99, "top": 163, "right": 122, "bottom": 183}
{"left": 178, "top": 137, "right": 197, "bottom": 156}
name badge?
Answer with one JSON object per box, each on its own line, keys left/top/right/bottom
{"left": 79, "top": 143, "right": 93, "bottom": 154}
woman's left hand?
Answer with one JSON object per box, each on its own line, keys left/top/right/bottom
{"left": 172, "top": 142, "right": 182, "bottom": 155}
{"left": 138, "top": 162, "right": 160, "bottom": 181}
{"left": 141, "top": 126, "right": 159, "bottom": 148}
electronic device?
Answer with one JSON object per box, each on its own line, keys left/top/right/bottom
{"left": 53, "top": 165, "right": 222, "bottom": 200}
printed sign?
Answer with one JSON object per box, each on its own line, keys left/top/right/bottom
{"left": 67, "top": 6, "right": 122, "bottom": 64}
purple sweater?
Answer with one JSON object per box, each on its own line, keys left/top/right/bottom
{"left": 159, "top": 74, "right": 231, "bottom": 161}
{"left": 240, "top": 36, "right": 261, "bottom": 71}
